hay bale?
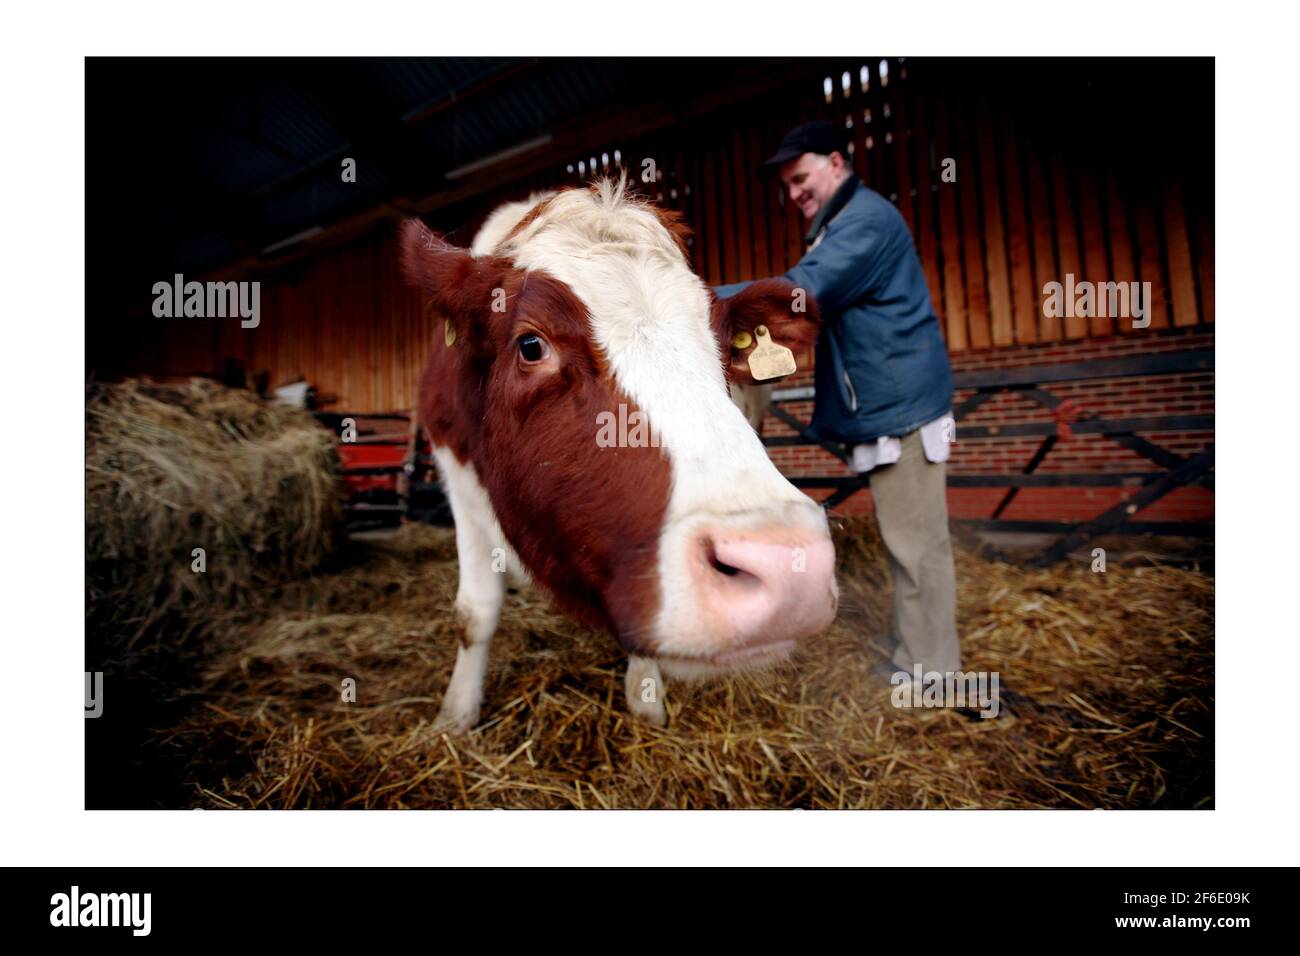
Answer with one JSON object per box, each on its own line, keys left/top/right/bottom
{"left": 86, "top": 378, "right": 343, "bottom": 656}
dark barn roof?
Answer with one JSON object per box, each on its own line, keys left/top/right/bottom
{"left": 88, "top": 57, "right": 814, "bottom": 312}
{"left": 87, "top": 56, "right": 1208, "bottom": 323}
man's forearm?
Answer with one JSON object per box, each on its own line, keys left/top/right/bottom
{"left": 712, "top": 279, "right": 756, "bottom": 300}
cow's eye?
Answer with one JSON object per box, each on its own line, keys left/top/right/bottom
{"left": 517, "top": 333, "right": 548, "bottom": 363}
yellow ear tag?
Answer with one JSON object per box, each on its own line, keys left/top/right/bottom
{"left": 746, "top": 324, "right": 796, "bottom": 381}
{"left": 444, "top": 319, "right": 456, "bottom": 347}
{"left": 731, "top": 329, "right": 754, "bottom": 350}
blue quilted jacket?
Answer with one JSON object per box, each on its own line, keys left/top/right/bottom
{"left": 716, "top": 176, "right": 953, "bottom": 444}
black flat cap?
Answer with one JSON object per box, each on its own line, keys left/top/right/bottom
{"left": 761, "top": 120, "right": 850, "bottom": 174}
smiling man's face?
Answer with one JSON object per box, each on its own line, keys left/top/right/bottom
{"left": 779, "top": 151, "right": 850, "bottom": 220}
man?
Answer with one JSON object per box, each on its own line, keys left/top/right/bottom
{"left": 714, "top": 120, "right": 960, "bottom": 682}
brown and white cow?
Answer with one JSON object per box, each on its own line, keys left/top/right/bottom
{"left": 401, "top": 178, "right": 835, "bottom": 731}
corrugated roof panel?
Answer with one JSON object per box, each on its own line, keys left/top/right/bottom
{"left": 93, "top": 57, "right": 667, "bottom": 278}
{"left": 359, "top": 56, "right": 521, "bottom": 119}
{"left": 256, "top": 80, "right": 349, "bottom": 168}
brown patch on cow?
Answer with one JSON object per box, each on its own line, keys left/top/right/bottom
{"left": 650, "top": 205, "right": 693, "bottom": 262}
{"left": 455, "top": 607, "right": 474, "bottom": 650}
{"left": 402, "top": 220, "right": 672, "bottom": 654}
{"left": 711, "top": 278, "right": 823, "bottom": 385}
{"left": 501, "top": 195, "right": 558, "bottom": 248}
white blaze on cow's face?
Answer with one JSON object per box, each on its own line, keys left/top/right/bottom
{"left": 486, "top": 180, "right": 837, "bottom": 675}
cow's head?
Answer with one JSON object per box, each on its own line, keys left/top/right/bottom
{"left": 402, "top": 179, "right": 835, "bottom": 678}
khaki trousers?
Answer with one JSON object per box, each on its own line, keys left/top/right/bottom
{"left": 866, "top": 429, "right": 961, "bottom": 674}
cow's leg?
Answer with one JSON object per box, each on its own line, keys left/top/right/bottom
{"left": 432, "top": 447, "right": 509, "bottom": 734}
{"left": 728, "top": 381, "right": 774, "bottom": 433}
{"left": 624, "top": 655, "right": 667, "bottom": 727}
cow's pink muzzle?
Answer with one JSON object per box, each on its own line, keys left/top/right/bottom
{"left": 688, "top": 528, "right": 838, "bottom": 663}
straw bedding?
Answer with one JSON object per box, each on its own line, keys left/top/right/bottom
{"left": 157, "top": 521, "right": 1213, "bottom": 810}
{"left": 84, "top": 378, "right": 1212, "bottom": 809}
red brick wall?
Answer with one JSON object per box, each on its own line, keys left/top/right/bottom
{"left": 766, "top": 327, "right": 1214, "bottom": 525}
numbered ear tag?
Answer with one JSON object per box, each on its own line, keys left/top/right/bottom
{"left": 746, "top": 324, "right": 797, "bottom": 381}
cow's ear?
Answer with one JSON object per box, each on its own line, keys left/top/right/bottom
{"left": 711, "top": 278, "right": 821, "bottom": 385}
{"left": 400, "top": 219, "right": 514, "bottom": 350}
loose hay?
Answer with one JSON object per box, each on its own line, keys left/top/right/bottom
{"left": 158, "top": 519, "right": 1213, "bottom": 809}
{"left": 86, "top": 377, "right": 343, "bottom": 658}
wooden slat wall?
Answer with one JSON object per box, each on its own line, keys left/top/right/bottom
{"left": 115, "top": 59, "right": 1214, "bottom": 413}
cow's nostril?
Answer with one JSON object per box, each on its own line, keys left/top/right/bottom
{"left": 702, "top": 536, "right": 759, "bottom": 584}
{"left": 701, "top": 537, "right": 734, "bottom": 575}
{"left": 711, "top": 554, "right": 741, "bottom": 576}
